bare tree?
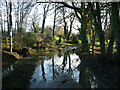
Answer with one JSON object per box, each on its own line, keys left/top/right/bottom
{"left": 67, "top": 11, "right": 75, "bottom": 40}
{"left": 41, "top": 3, "right": 51, "bottom": 34}
{"left": 0, "top": 5, "right": 3, "bottom": 36}
{"left": 13, "top": 0, "right": 36, "bottom": 33}
{"left": 31, "top": 8, "right": 40, "bottom": 33}
{"left": 52, "top": 4, "right": 57, "bottom": 37}
{"left": 5, "top": 1, "right": 10, "bottom": 36}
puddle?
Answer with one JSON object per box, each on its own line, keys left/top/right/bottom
{"left": 29, "top": 49, "right": 104, "bottom": 88}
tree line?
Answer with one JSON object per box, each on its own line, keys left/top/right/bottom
{"left": 0, "top": 1, "right": 120, "bottom": 63}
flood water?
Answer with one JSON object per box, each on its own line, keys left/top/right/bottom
{"left": 29, "top": 49, "right": 104, "bottom": 88}
{"left": 2, "top": 65, "right": 14, "bottom": 77}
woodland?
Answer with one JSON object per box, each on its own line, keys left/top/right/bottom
{"left": 1, "top": 0, "right": 120, "bottom": 88}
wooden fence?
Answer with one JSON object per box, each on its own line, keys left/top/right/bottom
{"left": 2, "top": 37, "right": 14, "bottom": 49}
{"left": 89, "top": 44, "right": 101, "bottom": 55}
{"left": 89, "top": 44, "right": 117, "bottom": 55}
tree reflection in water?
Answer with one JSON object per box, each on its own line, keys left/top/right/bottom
{"left": 62, "top": 52, "right": 67, "bottom": 73}
{"left": 52, "top": 57, "right": 55, "bottom": 79}
{"left": 30, "top": 49, "right": 102, "bottom": 88}
{"left": 78, "top": 65, "right": 99, "bottom": 88}
{"left": 41, "top": 60, "right": 46, "bottom": 81}
{"left": 68, "top": 51, "right": 72, "bottom": 75}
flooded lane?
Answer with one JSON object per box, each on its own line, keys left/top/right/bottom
{"left": 29, "top": 51, "right": 81, "bottom": 88}
{"left": 29, "top": 49, "right": 104, "bottom": 88}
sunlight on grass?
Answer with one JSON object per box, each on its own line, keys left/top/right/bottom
{"left": 54, "top": 36, "right": 59, "bottom": 40}
{"left": 77, "top": 39, "right": 81, "bottom": 43}
{"left": 95, "top": 42, "right": 100, "bottom": 45}
{"left": 61, "top": 43, "right": 73, "bottom": 46}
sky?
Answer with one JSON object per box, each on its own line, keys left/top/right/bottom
{"left": 29, "top": 3, "right": 80, "bottom": 34}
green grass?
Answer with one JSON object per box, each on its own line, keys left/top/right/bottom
{"left": 54, "top": 36, "right": 59, "bottom": 41}
{"left": 60, "top": 42, "right": 73, "bottom": 46}
{"left": 95, "top": 42, "right": 100, "bottom": 46}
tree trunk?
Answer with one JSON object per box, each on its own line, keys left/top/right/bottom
{"left": 81, "top": 15, "right": 88, "bottom": 52}
{"left": 0, "top": 12, "right": 3, "bottom": 36}
{"left": 6, "top": 2, "right": 10, "bottom": 36}
{"left": 9, "top": 0, "right": 12, "bottom": 52}
{"left": 1, "top": 22, "right": 3, "bottom": 36}
{"left": 92, "top": 29, "right": 95, "bottom": 55}
{"left": 110, "top": 3, "right": 120, "bottom": 62}
{"left": 72, "top": 2, "right": 88, "bottom": 52}
{"left": 81, "top": 2, "right": 89, "bottom": 52}
{"left": 67, "top": 18, "right": 74, "bottom": 40}
{"left": 64, "top": 21, "right": 67, "bottom": 39}
{"left": 41, "top": 4, "right": 49, "bottom": 34}
{"left": 52, "top": 4, "right": 56, "bottom": 37}
{"left": 41, "top": 15, "right": 46, "bottom": 34}
{"left": 96, "top": 2, "right": 105, "bottom": 55}
{"left": 89, "top": 2, "right": 105, "bottom": 55}
{"left": 107, "top": 3, "right": 115, "bottom": 60}
{"left": 4, "top": 8, "right": 6, "bottom": 35}
{"left": 107, "top": 30, "right": 114, "bottom": 60}
{"left": 63, "top": 8, "right": 68, "bottom": 39}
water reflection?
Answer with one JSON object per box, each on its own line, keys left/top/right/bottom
{"left": 2, "top": 65, "right": 14, "bottom": 77}
{"left": 78, "top": 65, "right": 103, "bottom": 88}
{"left": 41, "top": 61, "right": 46, "bottom": 81}
{"left": 52, "top": 57, "right": 55, "bottom": 79}
{"left": 57, "top": 51, "right": 62, "bottom": 58}
{"left": 29, "top": 50, "right": 81, "bottom": 88}
{"left": 29, "top": 50, "right": 103, "bottom": 88}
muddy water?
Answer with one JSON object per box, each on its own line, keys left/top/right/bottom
{"left": 29, "top": 49, "right": 104, "bottom": 88}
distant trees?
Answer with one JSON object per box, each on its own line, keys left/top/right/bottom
{"left": 41, "top": 3, "right": 52, "bottom": 34}
{"left": 31, "top": 9, "right": 40, "bottom": 33}
{"left": 62, "top": 7, "right": 68, "bottom": 40}
{"left": 52, "top": 3, "right": 57, "bottom": 37}
{"left": 55, "top": 26, "right": 64, "bottom": 36}
{"left": 67, "top": 13, "right": 75, "bottom": 40}
{"left": 1, "top": 1, "right": 120, "bottom": 64}
{"left": 54, "top": 4, "right": 76, "bottom": 41}
{"left": 44, "top": 26, "right": 52, "bottom": 37}
{"left": 0, "top": 4, "right": 3, "bottom": 36}
{"left": 9, "top": 0, "right": 36, "bottom": 36}
{"left": 5, "top": 1, "right": 10, "bottom": 36}
{"left": 0, "top": 0, "right": 37, "bottom": 50}
{"left": 0, "top": 2, "right": 6, "bottom": 36}
{"left": 24, "top": 32, "right": 37, "bottom": 47}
